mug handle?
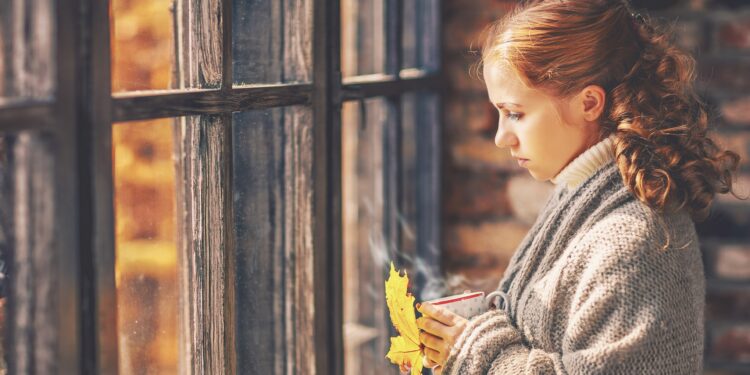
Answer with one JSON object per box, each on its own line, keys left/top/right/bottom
{"left": 485, "top": 290, "right": 508, "bottom": 311}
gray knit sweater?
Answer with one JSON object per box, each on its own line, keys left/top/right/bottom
{"left": 442, "top": 160, "right": 705, "bottom": 374}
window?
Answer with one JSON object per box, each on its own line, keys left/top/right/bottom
{"left": 0, "top": 0, "right": 442, "bottom": 373}
{"left": 0, "top": 0, "right": 55, "bottom": 104}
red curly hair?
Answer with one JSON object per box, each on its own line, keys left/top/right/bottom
{"left": 479, "top": 0, "right": 742, "bottom": 224}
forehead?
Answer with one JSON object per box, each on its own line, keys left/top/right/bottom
{"left": 482, "top": 64, "right": 538, "bottom": 105}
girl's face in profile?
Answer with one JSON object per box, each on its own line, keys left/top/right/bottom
{"left": 483, "top": 64, "right": 600, "bottom": 181}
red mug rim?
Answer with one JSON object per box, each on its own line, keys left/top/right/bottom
{"left": 427, "top": 291, "right": 484, "bottom": 306}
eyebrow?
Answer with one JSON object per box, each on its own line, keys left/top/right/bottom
{"left": 494, "top": 102, "right": 523, "bottom": 109}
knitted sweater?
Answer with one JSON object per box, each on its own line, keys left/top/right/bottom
{"left": 442, "top": 145, "right": 705, "bottom": 374}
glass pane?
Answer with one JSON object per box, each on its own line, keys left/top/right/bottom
{"left": 232, "top": 106, "right": 314, "bottom": 373}
{"left": 0, "top": 132, "right": 57, "bottom": 373}
{"left": 111, "top": 0, "right": 222, "bottom": 92}
{"left": 341, "top": 0, "right": 386, "bottom": 77}
{"left": 342, "top": 95, "right": 444, "bottom": 374}
{"left": 401, "top": 95, "right": 418, "bottom": 257}
{"left": 400, "top": 92, "right": 442, "bottom": 299}
{"left": 0, "top": 135, "right": 11, "bottom": 373}
{"left": 342, "top": 98, "right": 397, "bottom": 375}
{"left": 233, "top": 0, "right": 312, "bottom": 85}
{"left": 111, "top": 0, "right": 176, "bottom": 92}
{"left": 114, "top": 119, "right": 179, "bottom": 373}
{"left": 0, "top": 0, "right": 55, "bottom": 105}
{"left": 402, "top": 0, "right": 440, "bottom": 72}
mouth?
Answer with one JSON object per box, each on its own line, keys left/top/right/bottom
{"left": 516, "top": 158, "right": 529, "bottom": 167}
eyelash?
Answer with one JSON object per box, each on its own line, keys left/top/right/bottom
{"left": 501, "top": 111, "right": 523, "bottom": 122}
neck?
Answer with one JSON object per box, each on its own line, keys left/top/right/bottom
{"left": 550, "top": 134, "right": 616, "bottom": 189}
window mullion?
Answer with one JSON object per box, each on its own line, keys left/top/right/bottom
{"left": 56, "top": 0, "right": 83, "bottom": 371}
{"left": 222, "top": 0, "right": 233, "bottom": 92}
{"left": 82, "top": 0, "right": 118, "bottom": 373}
{"left": 312, "top": 0, "right": 343, "bottom": 373}
{"left": 174, "top": 1, "right": 230, "bottom": 374}
{"left": 384, "top": 0, "right": 404, "bottom": 266}
{"left": 174, "top": 114, "right": 231, "bottom": 375}
{"left": 385, "top": 0, "right": 402, "bottom": 76}
{"left": 220, "top": 0, "right": 235, "bottom": 372}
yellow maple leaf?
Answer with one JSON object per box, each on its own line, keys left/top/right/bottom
{"left": 384, "top": 261, "right": 424, "bottom": 375}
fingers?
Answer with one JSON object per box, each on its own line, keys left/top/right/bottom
{"left": 419, "top": 330, "right": 453, "bottom": 369}
{"left": 419, "top": 330, "right": 443, "bottom": 352}
{"left": 400, "top": 359, "right": 412, "bottom": 373}
{"left": 421, "top": 355, "right": 434, "bottom": 368}
{"left": 417, "top": 302, "right": 460, "bottom": 327}
{"left": 416, "top": 316, "right": 445, "bottom": 337}
{"left": 399, "top": 363, "right": 411, "bottom": 374}
{"left": 423, "top": 347, "right": 441, "bottom": 368}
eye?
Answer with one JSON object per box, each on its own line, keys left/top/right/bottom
{"left": 502, "top": 111, "right": 523, "bottom": 121}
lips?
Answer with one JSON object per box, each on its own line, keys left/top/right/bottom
{"left": 516, "top": 158, "right": 529, "bottom": 167}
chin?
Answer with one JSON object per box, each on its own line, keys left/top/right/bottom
{"left": 527, "top": 170, "right": 549, "bottom": 181}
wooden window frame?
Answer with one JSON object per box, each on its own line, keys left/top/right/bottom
{"left": 0, "top": 0, "right": 443, "bottom": 373}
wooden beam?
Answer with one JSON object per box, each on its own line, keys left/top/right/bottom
{"left": 0, "top": 103, "right": 54, "bottom": 132}
{"left": 174, "top": 0, "right": 229, "bottom": 374}
{"left": 79, "top": 0, "right": 118, "bottom": 373}
{"left": 312, "top": 0, "right": 343, "bottom": 373}
{"left": 113, "top": 84, "right": 312, "bottom": 122}
{"left": 175, "top": 114, "right": 230, "bottom": 375}
{"left": 341, "top": 73, "right": 442, "bottom": 102}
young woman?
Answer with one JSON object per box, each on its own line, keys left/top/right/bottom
{"left": 406, "top": 0, "right": 742, "bottom": 374}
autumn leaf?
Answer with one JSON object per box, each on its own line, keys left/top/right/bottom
{"left": 384, "top": 261, "right": 424, "bottom": 375}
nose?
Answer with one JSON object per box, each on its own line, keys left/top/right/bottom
{"left": 494, "top": 120, "right": 518, "bottom": 149}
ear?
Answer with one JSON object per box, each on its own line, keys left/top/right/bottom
{"left": 579, "top": 85, "right": 606, "bottom": 122}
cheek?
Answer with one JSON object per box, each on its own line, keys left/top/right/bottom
{"left": 519, "top": 117, "right": 555, "bottom": 152}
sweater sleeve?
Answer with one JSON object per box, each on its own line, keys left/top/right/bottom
{"left": 440, "top": 309, "right": 564, "bottom": 375}
{"left": 442, "top": 215, "right": 704, "bottom": 375}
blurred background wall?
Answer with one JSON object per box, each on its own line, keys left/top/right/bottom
{"left": 440, "top": 0, "right": 750, "bottom": 373}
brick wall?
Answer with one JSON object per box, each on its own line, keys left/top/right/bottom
{"left": 441, "top": 0, "right": 750, "bottom": 372}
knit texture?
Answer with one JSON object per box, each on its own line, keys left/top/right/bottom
{"left": 551, "top": 134, "right": 616, "bottom": 189}
{"left": 442, "top": 160, "right": 705, "bottom": 374}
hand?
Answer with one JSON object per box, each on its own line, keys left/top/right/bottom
{"left": 399, "top": 360, "right": 411, "bottom": 374}
{"left": 416, "top": 301, "right": 469, "bottom": 371}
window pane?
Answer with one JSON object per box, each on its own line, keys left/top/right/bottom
{"left": 111, "top": 0, "right": 222, "bottom": 92}
{"left": 232, "top": 106, "right": 315, "bottom": 373}
{"left": 342, "top": 94, "right": 443, "bottom": 374}
{"left": 111, "top": 0, "right": 175, "bottom": 92}
{"left": 0, "top": 0, "right": 55, "bottom": 105}
{"left": 402, "top": 0, "right": 440, "bottom": 72}
{"left": 342, "top": 98, "right": 396, "bottom": 375}
{"left": 233, "top": 0, "right": 312, "bottom": 85}
{"left": 0, "top": 132, "right": 57, "bottom": 373}
{"left": 0, "top": 136, "right": 7, "bottom": 373}
{"left": 113, "top": 119, "right": 179, "bottom": 373}
{"left": 341, "top": 0, "right": 386, "bottom": 77}
{"left": 400, "top": 92, "right": 442, "bottom": 299}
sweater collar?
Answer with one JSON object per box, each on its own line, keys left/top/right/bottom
{"left": 550, "top": 134, "right": 616, "bottom": 189}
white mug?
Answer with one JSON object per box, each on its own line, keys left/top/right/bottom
{"left": 419, "top": 290, "right": 509, "bottom": 372}
{"left": 423, "top": 290, "right": 508, "bottom": 320}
